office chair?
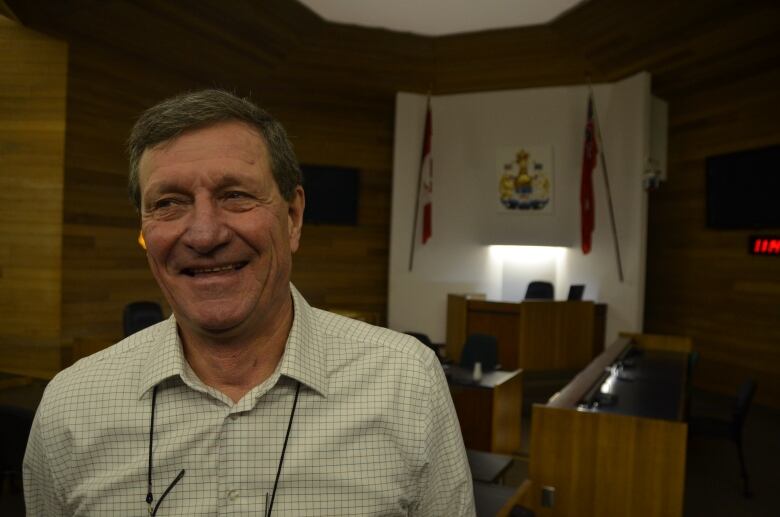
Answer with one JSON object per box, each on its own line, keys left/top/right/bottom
{"left": 123, "top": 301, "right": 164, "bottom": 337}
{"left": 524, "top": 281, "right": 554, "bottom": 300}
{"left": 404, "top": 331, "right": 439, "bottom": 357}
{"left": 684, "top": 350, "right": 700, "bottom": 421}
{"left": 689, "top": 379, "right": 757, "bottom": 497}
{"left": 459, "top": 333, "right": 499, "bottom": 372}
{"left": 0, "top": 405, "right": 34, "bottom": 494}
{"left": 687, "top": 350, "right": 700, "bottom": 379}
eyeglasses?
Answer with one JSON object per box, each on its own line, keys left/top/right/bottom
{"left": 145, "top": 381, "right": 301, "bottom": 516}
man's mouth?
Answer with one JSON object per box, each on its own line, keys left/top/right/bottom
{"left": 181, "top": 261, "right": 249, "bottom": 277}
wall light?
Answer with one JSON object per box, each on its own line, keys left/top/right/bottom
{"left": 488, "top": 245, "right": 567, "bottom": 264}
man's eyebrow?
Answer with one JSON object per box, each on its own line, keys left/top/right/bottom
{"left": 213, "top": 174, "right": 247, "bottom": 189}
{"left": 144, "top": 179, "right": 183, "bottom": 196}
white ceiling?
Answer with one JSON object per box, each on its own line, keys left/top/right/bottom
{"left": 298, "top": 0, "right": 586, "bottom": 36}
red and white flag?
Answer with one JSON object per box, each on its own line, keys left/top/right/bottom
{"left": 419, "top": 103, "right": 433, "bottom": 244}
{"left": 580, "top": 94, "right": 598, "bottom": 254}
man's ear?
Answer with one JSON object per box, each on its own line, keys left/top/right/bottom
{"left": 288, "top": 186, "right": 305, "bottom": 253}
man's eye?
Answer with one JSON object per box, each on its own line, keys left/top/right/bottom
{"left": 154, "top": 198, "right": 179, "bottom": 209}
{"left": 224, "top": 191, "right": 248, "bottom": 200}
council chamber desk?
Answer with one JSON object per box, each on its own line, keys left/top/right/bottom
{"left": 446, "top": 366, "right": 523, "bottom": 454}
{"left": 446, "top": 294, "right": 607, "bottom": 371}
{"left": 525, "top": 336, "right": 690, "bottom": 517}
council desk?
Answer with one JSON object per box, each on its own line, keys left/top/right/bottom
{"left": 446, "top": 366, "right": 523, "bottom": 455}
{"left": 446, "top": 294, "right": 607, "bottom": 371}
{"left": 525, "top": 336, "right": 690, "bottom": 517}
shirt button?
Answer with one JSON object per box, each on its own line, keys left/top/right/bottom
{"left": 227, "top": 489, "right": 240, "bottom": 501}
{"left": 229, "top": 413, "right": 240, "bottom": 420}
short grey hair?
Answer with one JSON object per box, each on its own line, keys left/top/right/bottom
{"left": 127, "top": 89, "right": 302, "bottom": 210}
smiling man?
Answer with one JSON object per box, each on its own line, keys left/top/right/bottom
{"left": 24, "top": 90, "right": 474, "bottom": 516}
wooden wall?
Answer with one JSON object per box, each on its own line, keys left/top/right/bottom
{"left": 6, "top": 0, "right": 432, "bottom": 348}
{"left": 4, "top": 0, "right": 779, "bottom": 405}
{"left": 0, "top": 15, "right": 67, "bottom": 375}
{"left": 644, "top": 67, "right": 780, "bottom": 406}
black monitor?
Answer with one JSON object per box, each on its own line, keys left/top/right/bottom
{"left": 301, "top": 164, "right": 360, "bottom": 226}
{"left": 706, "top": 145, "right": 780, "bottom": 229}
{"left": 567, "top": 284, "right": 585, "bottom": 301}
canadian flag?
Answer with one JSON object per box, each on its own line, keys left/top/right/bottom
{"left": 419, "top": 104, "right": 433, "bottom": 244}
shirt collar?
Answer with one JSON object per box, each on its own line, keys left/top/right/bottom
{"left": 138, "top": 315, "right": 185, "bottom": 399}
{"left": 277, "top": 284, "right": 329, "bottom": 397}
{"left": 138, "top": 283, "right": 329, "bottom": 399}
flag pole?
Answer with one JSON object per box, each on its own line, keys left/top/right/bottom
{"left": 588, "top": 84, "right": 624, "bottom": 282}
{"left": 408, "top": 93, "right": 431, "bottom": 272}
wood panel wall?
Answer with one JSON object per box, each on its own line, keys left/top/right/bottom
{"left": 644, "top": 67, "right": 780, "bottom": 406}
{"left": 4, "top": 0, "right": 779, "bottom": 405}
{"left": 7, "top": 0, "right": 431, "bottom": 350}
{"left": 0, "top": 15, "right": 67, "bottom": 375}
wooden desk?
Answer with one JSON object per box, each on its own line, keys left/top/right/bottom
{"left": 447, "top": 294, "right": 606, "bottom": 371}
{"left": 473, "top": 480, "right": 531, "bottom": 517}
{"left": 447, "top": 367, "right": 522, "bottom": 454}
{"left": 467, "top": 449, "right": 514, "bottom": 483}
{"left": 526, "top": 337, "right": 690, "bottom": 517}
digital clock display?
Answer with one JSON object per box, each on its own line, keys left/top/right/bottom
{"left": 749, "top": 236, "right": 780, "bottom": 256}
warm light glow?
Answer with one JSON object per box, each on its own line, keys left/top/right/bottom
{"left": 600, "top": 366, "right": 619, "bottom": 394}
{"left": 488, "top": 245, "right": 567, "bottom": 264}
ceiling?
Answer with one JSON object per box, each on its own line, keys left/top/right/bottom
{"left": 4, "top": 0, "right": 778, "bottom": 101}
{"left": 297, "top": 0, "right": 586, "bottom": 36}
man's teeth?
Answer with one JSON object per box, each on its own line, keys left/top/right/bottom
{"left": 192, "top": 264, "right": 237, "bottom": 274}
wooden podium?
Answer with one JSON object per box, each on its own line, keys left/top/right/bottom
{"left": 447, "top": 367, "right": 523, "bottom": 454}
{"left": 446, "top": 294, "right": 606, "bottom": 371}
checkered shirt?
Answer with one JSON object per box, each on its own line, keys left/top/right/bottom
{"left": 24, "top": 285, "right": 475, "bottom": 516}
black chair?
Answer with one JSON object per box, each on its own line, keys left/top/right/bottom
{"left": 404, "top": 331, "right": 439, "bottom": 357}
{"left": 0, "top": 405, "right": 34, "bottom": 494}
{"left": 123, "top": 301, "right": 164, "bottom": 337}
{"left": 524, "top": 281, "right": 554, "bottom": 300}
{"left": 459, "top": 333, "right": 499, "bottom": 372}
{"left": 684, "top": 350, "right": 700, "bottom": 421}
{"left": 689, "top": 379, "right": 757, "bottom": 497}
{"left": 687, "top": 350, "right": 700, "bottom": 380}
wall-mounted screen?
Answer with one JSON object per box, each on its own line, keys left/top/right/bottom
{"left": 300, "top": 164, "right": 360, "bottom": 226}
{"left": 706, "top": 144, "right": 780, "bottom": 229}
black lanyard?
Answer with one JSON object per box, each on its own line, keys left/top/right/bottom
{"left": 146, "top": 380, "right": 302, "bottom": 516}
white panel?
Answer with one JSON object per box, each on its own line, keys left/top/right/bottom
{"left": 558, "top": 72, "right": 652, "bottom": 344}
{"left": 389, "top": 74, "right": 652, "bottom": 345}
{"left": 433, "top": 86, "right": 589, "bottom": 247}
{"left": 388, "top": 93, "right": 502, "bottom": 342}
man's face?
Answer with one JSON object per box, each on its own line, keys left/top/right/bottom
{"left": 138, "top": 121, "right": 304, "bottom": 340}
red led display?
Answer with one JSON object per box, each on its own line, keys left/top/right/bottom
{"left": 749, "top": 236, "right": 780, "bottom": 256}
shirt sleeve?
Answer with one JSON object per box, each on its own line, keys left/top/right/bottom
{"left": 415, "top": 359, "right": 476, "bottom": 516}
{"left": 24, "top": 392, "right": 65, "bottom": 516}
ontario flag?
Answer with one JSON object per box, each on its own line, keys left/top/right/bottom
{"left": 580, "top": 94, "right": 598, "bottom": 254}
{"left": 419, "top": 102, "right": 433, "bottom": 244}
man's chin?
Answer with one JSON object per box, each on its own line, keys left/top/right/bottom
{"left": 179, "top": 313, "right": 250, "bottom": 339}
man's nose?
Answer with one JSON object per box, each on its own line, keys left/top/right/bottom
{"left": 181, "top": 198, "right": 231, "bottom": 254}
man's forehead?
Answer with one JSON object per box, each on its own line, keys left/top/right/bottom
{"left": 139, "top": 121, "right": 268, "bottom": 175}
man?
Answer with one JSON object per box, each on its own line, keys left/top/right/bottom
{"left": 24, "top": 90, "right": 474, "bottom": 516}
